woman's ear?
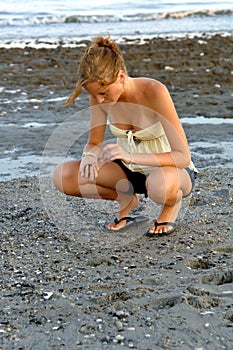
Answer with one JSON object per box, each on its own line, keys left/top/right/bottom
{"left": 118, "top": 70, "right": 126, "bottom": 83}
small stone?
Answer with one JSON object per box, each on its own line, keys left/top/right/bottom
{"left": 43, "top": 291, "right": 53, "bottom": 300}
{"left": 116, "top": 334, "right": 125, "bottom": 341}
{"left": 101, "top": 335, "right": 110, "bottom": 343}
{"left": 114, "top": 310, "right": 128, "bottom": 318}
{"left": 116, "top": 321, "right": 123, "bottom": 329}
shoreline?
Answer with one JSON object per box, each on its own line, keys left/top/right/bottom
{"left": 0, "top": 31, "right": 232, "bottom": 49}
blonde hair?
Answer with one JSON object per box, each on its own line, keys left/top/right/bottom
{"left": 64, "top": 35, "right": 127, "bottom": 106}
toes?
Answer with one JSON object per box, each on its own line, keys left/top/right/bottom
{"left": 148, "top": 225, "right": 168, "bottom": 235}
{"left": 108, "top": 220, "right": 126, "bottom": 231}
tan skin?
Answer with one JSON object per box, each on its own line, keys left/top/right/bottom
{"left": 53, "top": 71, "right": 192, "bottom": 233}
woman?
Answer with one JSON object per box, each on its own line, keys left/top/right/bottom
{"left": 53, "top": 35, "right": 197, "bottom": 235}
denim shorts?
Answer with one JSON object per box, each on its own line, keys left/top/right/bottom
{"left": 114, "top": 159, "right": 196, "bottom": 198}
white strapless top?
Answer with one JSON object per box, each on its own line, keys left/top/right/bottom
{"left": 110, "top": 122, "right": 197, "bottom": 174}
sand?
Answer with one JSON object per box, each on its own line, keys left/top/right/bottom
{"left": 0, "top": 34, "right": 233, "bottom": 349}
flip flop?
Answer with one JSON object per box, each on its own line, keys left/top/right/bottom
{"left": 145, "top": 220, "right": 177, "bottom": 237}
{"left": 109, "top": 215, "right": 149, "bottom": 232}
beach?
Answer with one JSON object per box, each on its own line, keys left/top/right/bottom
{"left": 0, "top": 34, "right": 233, "bottom": 349}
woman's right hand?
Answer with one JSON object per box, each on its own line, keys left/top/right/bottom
{"left": 80, "top": 154, "right": 99, "bottom": 180}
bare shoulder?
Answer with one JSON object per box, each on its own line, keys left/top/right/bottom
{"left": 135, "top": 77, "right": 169, "bottom": 100}
{"left": 134, "top": 77, "right": 177, "bottom": 119}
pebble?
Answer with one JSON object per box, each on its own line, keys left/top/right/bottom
{"left": 116, "top": 321, "right": 123, "bottom": 329}
{"left": 43, "top": 291, "right": 54, "bottom": 300}
{"left": 96, "top": 318, "right": 103, "bottom": 323}
{"left": 115, "top": 334, "right": 125, "bottom": 341}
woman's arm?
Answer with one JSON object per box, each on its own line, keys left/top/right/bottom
{"left": 83, "top": 96, "right": 108, "bottom": 155}
{"left": 80, "top": 96, "right": 108, "bottom": 179}
{"left": 133, "top": 80, "right": 191, "bottom": 168}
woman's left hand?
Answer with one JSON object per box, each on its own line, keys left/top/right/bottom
{"left": 100, "top": 144, "right": 131, "bottom": 164}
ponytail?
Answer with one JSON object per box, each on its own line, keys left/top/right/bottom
{"left": 64, "top": 34, "right": 127, "bottom": 106}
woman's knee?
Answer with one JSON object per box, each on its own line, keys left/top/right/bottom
{"left": 53, "top": 163, "right": 65, "bottom": 192}
{"left": 52, "top": 160, "right": 80, "bottom": 194}
{"left": 146, "top": 167, "right": 180, "bottom": 204}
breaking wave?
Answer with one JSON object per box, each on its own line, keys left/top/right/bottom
{"left": 1, "top": 9, "right": 232, "bottom": 26}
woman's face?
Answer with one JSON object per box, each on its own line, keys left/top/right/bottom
{"left": 84, "top": 72, "right": 125, "bottom": 104}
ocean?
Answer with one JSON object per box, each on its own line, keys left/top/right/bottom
{"left": 0, "top": 0, "right": 232, "bottom": 48}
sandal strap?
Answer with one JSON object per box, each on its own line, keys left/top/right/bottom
{"left": 154, "top": 220, "right": 176, "bottom": 228}
{"left": 114, "top": 216, "right": 135, "bottom": 225}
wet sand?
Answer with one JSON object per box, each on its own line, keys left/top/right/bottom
{"left": 0, "top": 34, "right": 233, "bottom": 349}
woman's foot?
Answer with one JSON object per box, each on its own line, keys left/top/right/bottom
{"left": 146, "top": 220, "right": 177, "bottom": 236}
{"left": 108, "top": 194, "right": 140, "bottom": 231}
{"left": 147, "top": 200, "right": 182, "bottom": 235}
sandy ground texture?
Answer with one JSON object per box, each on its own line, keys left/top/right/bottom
{"left": 0, "top": 169, "right": 233, "bottom": 350}
{"left": 0, "top": 34, "right": 233, "bottom": 349}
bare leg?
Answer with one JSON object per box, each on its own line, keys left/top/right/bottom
{"left": 107, "top": 193, "right": 139, "bottom": 230}
{"left": 146, "top": 166, "right": 192, "bottom": 234}
{"left": 53, "top": 160, "right": 140, "bottom": 230}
